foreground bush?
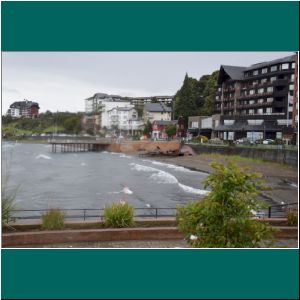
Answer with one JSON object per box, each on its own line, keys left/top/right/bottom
{"left": 287, "top": 209, "right": 298, "bottom": 226}
{"left": 42, "top": 209, "right": 65, "bottom": 230}
{"left": 103, "top": 201, "right": 134, "bottom": 228}
{"left": 177, "top": 161, "right": 273, "bottom": 248}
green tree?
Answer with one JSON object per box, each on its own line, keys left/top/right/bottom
{"left": 177, "top": 161, "right": 273, "bottom": 248}
{"left": 200, "top": 70, "right": 219, "bottom": 116}
{"left": 143, "top": 120, "right": 152, "bottom": 137}
{"left": 165, "top": 124, "right": 177, "bottom": 139}
{"left": 173, "top": 73, "right": 199, "bottom": 125}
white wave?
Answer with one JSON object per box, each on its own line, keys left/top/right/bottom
{"left": 130, "top": 163, "right": 159, "bottom": 173}
{"left": 151, "top": 161, "right": 195, "bottom": 173}
{"left": 178, "top": 183, "right": 209, "bottom": 195}
{"left": 146, "top": 204, "right": 151, "bottom": 208}
{"left": 35, "top": 154, "right": 52, "bottom": 160}
{"left": 120, "top": 154, "right": 132, "bottom": 159}
{"left": 150, "top": 171, "right": 178, "bottom": 184}
{"left": 122, "top": 187, "right": 133, "bottom": 194}
{"left": 130, "top": 163, "right": 208, "bottom": 195}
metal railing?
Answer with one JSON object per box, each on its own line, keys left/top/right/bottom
{"left": 10, "top": 207, "right": 177, "bottom": 222}
{"left": 10, "top": 203, "right": 297, "bottom": 222}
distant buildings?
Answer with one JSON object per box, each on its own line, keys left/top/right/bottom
{"left": 107, "top": 106, "right": 144, "bottom": 132}
{"left": 151, "top": 117, "right": 185, "bottom": 140}
{"left": 7, "top": 100, "right": 40, "bottom": 118}
{"left": 143, "top": 103, "right": 172, "bottom": 123}
{"left": 83, "top": 93, "right": 173, "bottom": 133}
{"left": 213, "top": 54, "right": 298, "bottom": 142}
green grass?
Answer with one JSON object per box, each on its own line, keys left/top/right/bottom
{"left": 199, "top": 153, "right": 292, "bottom": 168}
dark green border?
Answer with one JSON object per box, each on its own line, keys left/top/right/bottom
{"left": 1, "top": 1, "right": 299, "bottom": 299}
{"left": 1, "top": 1, "right": 299, "bottom": 51}
{"left": 2, "top": 249, "right": 299, "bottom": 299}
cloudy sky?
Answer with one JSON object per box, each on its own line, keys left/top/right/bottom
{"left": 2, "top": 51, "right": 294, "bottom": 113}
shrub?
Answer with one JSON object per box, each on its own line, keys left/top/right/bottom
{"left": 177, "top": 161, "right": 273, "bottom": 248}
{"left": 287, "top": 209, "right": 298, "bottom": 226}
{"left": 103, "top": 201, "right": 134, "bottom": 228}
{"left": 42, "top": 209, "right": 65, "bottom": 230}
{"left": 1, "top": 180, "right": 18, "bottom": 229}
{"left": 192, "top": 135, "right": 208, "bottom": 143}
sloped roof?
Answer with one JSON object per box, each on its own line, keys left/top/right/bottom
{"left": 144, "top": 103, "right": 172, "bottom": 112}
{"left": 10, "top": 101, "right": 39, "bottom": 109}
{"left": 245, "top": 55, "right": 295, "bottom": 71}
{"left": 153, "top": 120, "right": 177, "bottom": 126}
{"left": 217, "top": 65, "right": 247, "bottom": 84}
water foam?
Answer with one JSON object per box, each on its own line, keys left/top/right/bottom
{"left": 178, "top": 183, "right": 209, "bottom": 195}
{"left": 151, "top": 161, "right": 195, "bottom": 173}
{"left": 122, "top": 187, "right": 133, "bottom": 194}
{"left": 35, "top": 154, "right": 52, "bottom": 160}
{"left": 120, "top": 154, "right": 132, "bottom": 159}
{"left": 130, "top": 163, "right": 208, "bottom": 195}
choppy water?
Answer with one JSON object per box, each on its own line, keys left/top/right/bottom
{"left": 2, "top": 142, "right": 208, "bottom": 211}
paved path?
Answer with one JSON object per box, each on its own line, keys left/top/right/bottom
{"left": 10, "top": 238, "right": 298, "bottom": 248}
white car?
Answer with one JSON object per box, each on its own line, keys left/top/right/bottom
{"left": 263, "top": 139, "right": 274, "bottom": 145}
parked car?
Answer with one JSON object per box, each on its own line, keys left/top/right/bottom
{"left": 262, "top": 139, "right": 275, "bottom": 145}
{"left": 235, "top": 138, "right": 254, "bottom": 145}
{"left": 208, "top": 138, "right": 223, "bottom": 144}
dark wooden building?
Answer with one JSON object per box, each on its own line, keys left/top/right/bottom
{"left": 214, "top": 54, "right": 297, "bottom": 142}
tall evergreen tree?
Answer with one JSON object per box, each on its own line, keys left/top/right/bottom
{"left": 173, "top": 73, "right": 198, "bottom": 126}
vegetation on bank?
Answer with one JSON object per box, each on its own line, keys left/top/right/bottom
{"left": 2, "top": 111, "right": 83, "bottom": 138}
{"left": 41, "top": 209, "right": 65, "bottom": 230}
{"left": 177, "top": 161, "right": 274, "bottom": 248}
{"left": 103, "top": 201, "right": 134, "bottom": 228}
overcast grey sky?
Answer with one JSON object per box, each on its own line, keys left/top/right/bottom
{"left": 2, "top": 51, "right": 294, "bottom": 113}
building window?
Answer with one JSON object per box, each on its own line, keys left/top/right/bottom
{"left": 258, "top": 98, "right": 264, "bottom": 104}
{"left": 249, "top": 89, "right": 255, "bottom": 95}
{"left": 289, "top": 84, "right": 294, "bottom": 91}
{"left": 262, "top": 68, "right": 268, "bottom": 74}
{"left": 253, "top": 80, "right": 259, "bottom": 86}
{"left": 249, "top": 100, "right": 255, "bottom": 105}
{"left": 245, "top": 72, "right": 249, "bottom": 78}
{"left": 249, "top": 109, "right": 254, "bottom": 115}
{"left": 267, "top": 97, "right": 273, "bottom": 103}
{"left": 191, "top": 121, "right": 199, "bottom": 128}
{"left": 258, "top": 88, "right": 264, "bottom": 94}
{"left": 253, "top": 70, "right": 259, "bottom": 76}
{"left": 261, "top": 78, "right": 267, "bottom": 84}
{"left": 270, "top": 76, "right": 277, "bottom": 82}
{"left": 281, "top": 63, "right": 289, "bottom": 70}
{"left": 292, "top": 62, "right": 296, "bottom": 69}
{"left": 271, "top": 65, "right": 278, "bottom": 72}
{"left": 291, "top": 74, "right": 295, "bottom": 81}
{"left": 266, "top": 107, "right": 272, "bottom": 114}
{"left": 267, "top": 86, "right": 273, "bottom": 93}
{"left": 257, "top": 108, "right": 263, "bottom": 114}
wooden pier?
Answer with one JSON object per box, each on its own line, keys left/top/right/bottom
{"left": 49, "top": 139, "right": 111, "bottom": 153}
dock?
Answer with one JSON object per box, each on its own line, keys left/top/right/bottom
{"left": 49, "top": 139, "right": 112, "bottom": 153}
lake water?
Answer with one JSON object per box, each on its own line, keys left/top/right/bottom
{"left": 2, "top": 142, "right": 208, "bottom": 215}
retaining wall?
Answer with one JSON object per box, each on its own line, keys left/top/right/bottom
{"left": 189, "top": 144, "right": 298, "bottom": 165}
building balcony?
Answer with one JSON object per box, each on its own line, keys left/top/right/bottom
{"left": 274, "top": 90, "right": 288, "bottom": 97}
{"left": 238, "top": 91, "right": 273, "bottom": 100}
{"left": 273, "top": 79, "right": 289, "bottom": 86}
{"left": 223, "top": 106, "right": 234, "bottom": 111}
{"left": 236, "top": 101, "right": 274, "bottom": 109}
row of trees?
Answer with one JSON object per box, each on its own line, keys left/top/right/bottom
{"left": 173, "top": 71, "right": 219, "bottom": 125}
{"left": 2, "top": 111, "right": 83, "bottom": 138}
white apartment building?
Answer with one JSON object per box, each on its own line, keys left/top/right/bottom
{"left": 107, "top": 107, "right": 143, "bottom": 131}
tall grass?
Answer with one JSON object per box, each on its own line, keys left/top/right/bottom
{"left": 103, "top": 201, "right": 134, "bottom": 228}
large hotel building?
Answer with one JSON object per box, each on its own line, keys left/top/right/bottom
{"left": 214, "top": 54, "right": 298, "bottom": 142}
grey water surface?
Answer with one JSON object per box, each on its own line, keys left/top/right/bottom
{"left": 2, "top": 142, "right": 208, "bottom": 213}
